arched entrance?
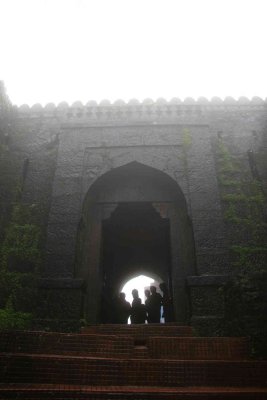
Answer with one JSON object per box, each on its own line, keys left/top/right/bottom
{"left": 102, "top": 203, "right": 170, "bottom": 298}
{"left": 121, "top": 274, "right": 164, "bottom": 324}
{"left": 121, "top": 274, "right": 163, "bottom": 305}
{"left": 75, "top": 162, "right": 196, "bottom": 324}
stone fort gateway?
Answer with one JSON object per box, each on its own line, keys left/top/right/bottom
{"left": 1, "top": 95, "right": 267, "bottom": 333}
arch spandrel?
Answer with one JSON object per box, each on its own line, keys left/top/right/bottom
{"left": 82, "top": 161, "right": 187, "bottom": 208}
{"left": 81, "top": 146, "right": 190, "bottom": 204}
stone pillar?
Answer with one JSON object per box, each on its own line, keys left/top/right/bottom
{"left": 186, "top": 127, "right": 227, "bottom": 275}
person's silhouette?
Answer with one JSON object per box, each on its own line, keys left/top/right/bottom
{"left": 148, "top": 285, "right": 162, "bottom": 323}
{"left": 131, "top": 289, "right": 139, "bottom": 307}
{"left": 130, "top": 289, "right": 145, "bottom": 324}
{"left": 144, "top": 289, "right": 151, "bottom": 323}
{"left": 131, "top": 298, "right": 147, "bottom": 324}
{"left": 159, "top": 282, "right": 174, "bottom": 323}
{"left": 116, "top": 292, "right": 131, "bottom": 324}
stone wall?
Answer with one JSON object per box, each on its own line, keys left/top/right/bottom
{"left": 1, "top": 97, "right": 266, "bottom": 330}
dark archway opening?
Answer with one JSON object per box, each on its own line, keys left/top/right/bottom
{"left": 75, "top": 162, "right": 196, "bottom": 324}
{"left": 100, "top": 202, "right": 172, "bottom": 323}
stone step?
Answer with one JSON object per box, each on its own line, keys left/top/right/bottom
{"left": 81, "top": 324, "right": 193, "bottom": 337}
{"left": 0, "top": 384, "right": 267, "bottom": 399}
{"left": 147, "top": 336, "right": 250, "bottom": 360}
{"left": 133, "top": 344, "right": 149, "bottom": 359}
{"left": 1, "top": 353, "right": 266, "bottom": 387}
{"left": 0, "top": 331, "right": 133, "bottom": 359}
{"left": 0, "top": 331, "right": 249, "bottom": 360}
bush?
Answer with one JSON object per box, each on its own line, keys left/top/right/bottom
{"left": 0, "top": 307, "right": 32, "bottom": 330}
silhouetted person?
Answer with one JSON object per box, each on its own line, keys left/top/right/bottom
{"left": 159, "top": 282, "right": 174, "bottom": 323}
{"left": 131, "top": 289, "right": 139, "bottom": 308}
{"left": 131, "top": 298, "right": 147, "bottom": 324}
{"left": 144, "top": 289, "right": 151, "bottom": 322}
{"left": 148, "top": 285, "right": 162, "bottom": 323}
{"left": 130, "top": 289, "right": 144, "bottom": 324}
{"left": 115, "top": 292, "right": 131, "bottom": 324}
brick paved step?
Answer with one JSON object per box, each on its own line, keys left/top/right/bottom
{"left": 147, "top": 337, "right": 249, "bottom": 360}
{"left": 0, "top": 331, "right": 250, "bottom": 360}
{"left": 81, "top": 324, "right": 193, "bottom": 337}
{"left": 1, "top": 354, "right": 266, "bottom": 387}
{"left": 0, "top": 331, "right": 133, "bottom": 359}
{"left": 0, "top": 384, "right": 267, "bottom": 399}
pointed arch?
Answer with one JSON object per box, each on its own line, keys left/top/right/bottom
{"left": 75, "top": 161, "right": 196, "bottom": 324}
{"left": 83, "top": 161, "right": 187, "bottom": 206}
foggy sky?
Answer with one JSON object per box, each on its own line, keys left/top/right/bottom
{"left": 1, "top": 0, "right": 266, "bottom": 105}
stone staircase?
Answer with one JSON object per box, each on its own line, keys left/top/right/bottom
{"left": 0, "top": 324, "right": 266, "bottom": 399}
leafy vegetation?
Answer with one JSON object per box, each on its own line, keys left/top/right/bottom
{"left": 0, "top": 305, "right": 32, "bottom": 330}
{"left": 0, "top": 84, "right": 41, "bottom": 329}
{"left": 216, "top": 136, "right": 267, "bottom": 357}
{"left": 0, "top": 201, "right": 41, "bottom": 315}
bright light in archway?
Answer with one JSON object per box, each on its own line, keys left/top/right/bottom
{"left": 121, "top": 275, "right": 156, "bottom": 305}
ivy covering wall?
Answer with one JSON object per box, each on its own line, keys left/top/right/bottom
{"left": 216, "top": 135, "right": 267, "bottom": 357}
{"left": 0, "top": 82, "right": 41, "bottom": 329}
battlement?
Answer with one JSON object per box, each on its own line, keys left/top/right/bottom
{"left": 15, "top": 96, "right": 267, "bottom": 121}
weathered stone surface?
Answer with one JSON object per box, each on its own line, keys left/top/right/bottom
{"left": 191, "top": 316, "right": 224, "bottom": 336}
{"left": 52, "top": 176, "right": 82, "bottom": 197}
{"left": 36, "top": 288, "right": 83, "bottom": 319}
{"left": 192, "top": 215, "right": 227, "bottom": 249}
{"left": 44, "top": 253, "right": 75, "bottom": 278}
{"left": 2, "top": 100, "right": 266, "bottom": 327}
{"left": 48, "top": 193, "right": 82, "bottom": 219}
{"left": 195, "top": 250, "right": 231, "bottom": 275}
{"left": 187, "top": 275, "right": 230, "bottom": 286}
{"left": 38, "top": 278, "right": 84, "bottom": 289}
{"left": 46, "top": 222, "right": 78, "bottom": 256}
{"left": 190, "top": 286, "right": 225, "bottom": 316}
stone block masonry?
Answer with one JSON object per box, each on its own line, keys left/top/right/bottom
{"left": 1, "top": 96, "right": 266, "bottom": 330}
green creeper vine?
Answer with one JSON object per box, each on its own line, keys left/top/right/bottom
{"left": 0, "top": 194, "right": 41, "bottom": 329}
{"left": 0, "top": 82, "right": 43, "bottom": 329}
{"left": 216, "top": 137, "right": 267, "bottom": 356}
{"left": 182, "top": 127, "right": 192, "bottom": 149}
{"left": 1, "top": 204, "right": 41, "bottom": 270}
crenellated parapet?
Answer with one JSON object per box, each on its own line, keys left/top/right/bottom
{"left": 15, "top": 97, "right": 267, "bottom": 121}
